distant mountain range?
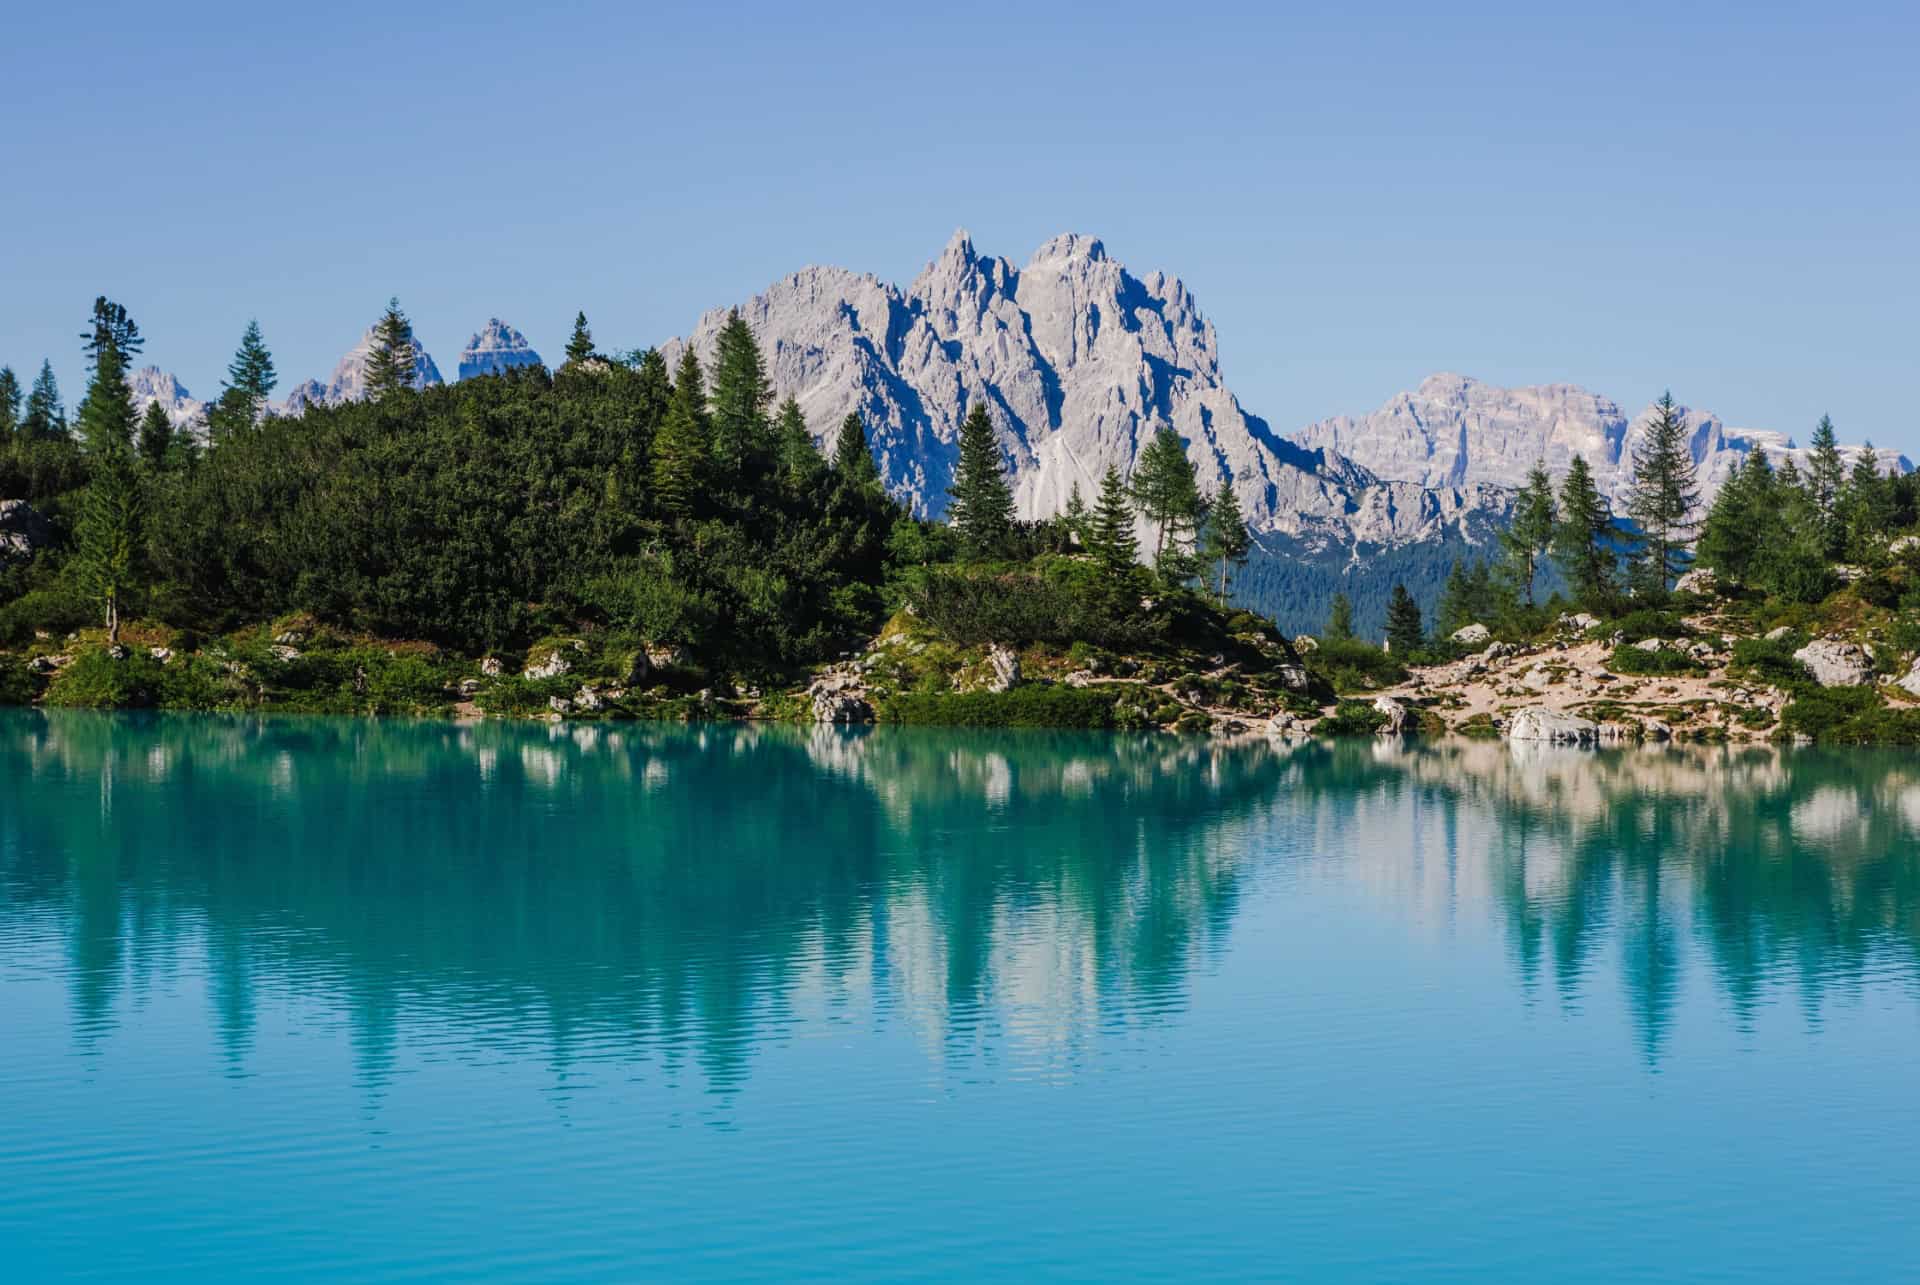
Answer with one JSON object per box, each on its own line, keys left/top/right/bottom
{"left": 120, "top": 234, "right": 1908, "bottom": 632}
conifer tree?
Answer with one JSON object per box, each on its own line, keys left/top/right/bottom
{"left": 1697, "top": 448, "right": 1773, "bottom": 584}
{"left": 1325, "top": 593, "right": 1355, "bottom": 641}
{"left": 0, "top": 366, "right": 19, "bottom": 442}
{"left": 1435, "top": 559, "right": 1483, "bottom": 636}
{"left": 1062, "top": 481, "right": 1089, "bottom": 547}
{"left": 1088, "top": 465, "right": 1138, "bottom": 575}
{"left": 833, "top": 411, "right": 880, "bottom": 487}
{"left": 1385, "top": 584, "right": 1424, "bottom": 654}
{"left": 1805, "top": 414, "right": 1846, "bottom": 557}
{"left": 73, "top": 298, "right": 145, "bottom": 641}
{"left": 1755, "top": 457, "right": 1831, "bottom": 602}
{"left": 710, "top": 311, "right": 772, "bottom": 472}
{"left": 207, "top": 320, "right": 278, "bottom": 441}
{"left": 633, "top": 348, "right": 672, "bottom": 428}
{"left": 565, "top": 312, "right": 595, "bottom": 365}
{"left": 651, "top": 348, "right": 709, "bottom": 519}
{"left": 1840, "top": 446, "right": 1893, "bottom": 560}
{"left": 1500, "top": 462, "right": 1557, "bottom": 607}
{"left": 775, "top": 396, "right": 823, "bottom": 485}
{"left": 1129, "top": 424, "right": 1202, "bottom": 563}
{"left": 1200, "top": 478, "right": 1251, "bottom": 601}
{"left": 364, "top": 298, "right": 416, "bottom": 401}
{"left": 23, "top": 361, "right": 64, "bottom": 438}
{"left": 137, "top": 401, "right": 174, "bottom": 471}
{"left": 1625, "top": 391, "right": 1699, "bottom": 594}
{"left": 948, "top": 403, "right": 1014, "bottom": 559}
{"left": 1551, "top": 456, "right": 1614, "bottom": 607}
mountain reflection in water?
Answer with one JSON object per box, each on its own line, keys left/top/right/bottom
{"left": 3, "top": 710, "right": 1918, "bottom": 1095}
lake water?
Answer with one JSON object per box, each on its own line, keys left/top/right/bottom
{"left": 2, "top": 710, "right": 1917, "bottom": 1281}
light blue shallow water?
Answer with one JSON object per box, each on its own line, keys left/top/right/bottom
{"left": 2, "top": 709, "right": 1917, "bottom": 1281}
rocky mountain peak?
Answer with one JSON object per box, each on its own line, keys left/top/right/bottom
{"left": 285, "top": 321, "right": 443, "bottom": 411}
{"left": 458, "top": 319, "right": 543, "bottom": 381}
{"left": 126, "top": 366, "right": 206, "bottom": 432}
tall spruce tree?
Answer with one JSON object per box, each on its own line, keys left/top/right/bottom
{"left": 833, "top": 411, "right": 880, "bottom": 487}
{"left": 1551, "top": 456, "right": 1614, "bottom": 607}
{"left": 1062, "top": 481, "right": 1090, "bottom": 548}
{"left": 565, "top": 312, "right": 595, "bottom": 365}
{"left": 207, "top": 320, "right": 277, "bottom": 440}
{"left": 1755, "top": 457, "right": 1831, "bottom": 602}
{"left": 1200, "top": 479, "right": 1252, "bottom": 601}
{"left": 137, "top": 401, "right": 174, "bottom": 471}
{"left": 1088, "top": 465, "right": 1138, "bottom": 575}
{"left": 710, "top": 311, "right": 772, "bottom": 472}
{"left": 1805, "top": 414, "right": 1846, "bottom": 557}
{"left": 23, "top": 361, "right": 65, "bottom": 438}
{"left": 775, "top": 396, "right": 823, "bottom": 485}
{"left": 0, "top": 366, "right": 20, "bottom": 442}
{"left": 1129, "top": 424, "right": 1203, "bottom": 563}
{"left": 1385, "top": 584, "right": 1424, "bottom": 654}
{"left": 948, "top": 403, "right": 1014, "bottom": 559}
{"left": 363, "top": 298, "right": 416, "bottom": 401}
{"left": 1840, "top": 446, "right": 1893, "bottom": 560}
{"left": 633, "top": 348, "right": 672, "bottom": 427}
{"left": 1626, "top": 391, "right": 1699, "bottom": 594}
{"left": 651, "top": 348, "right": 710, "bottom": 519}
{"left": 1325, "top": 593, "right": 1355, "bottom": 641}
{"left": 1500, "top": 462, "right": 1558, "bottom": 607}
{"left": 74, "top": 298, "right": 146, "bottom": 641}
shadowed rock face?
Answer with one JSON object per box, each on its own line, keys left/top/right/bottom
{"left": 1289, "top": 372, "right": 1911, "bottom": 505}
{"left": 457, "top": 319, "right": 543, "bottom": 381}
{"left": 662, "top": 230, "right": 1507, "bottom": 552}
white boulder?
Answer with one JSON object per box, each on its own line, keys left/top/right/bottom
{"left": 1451, "top": 623, "right": 1491, "bottom": 647}
{"left": 1792, "top": 639, "right": 1874, "bottom": 688}
{"left": 1505, "top": 706, "right": 1599, "bottom": 745}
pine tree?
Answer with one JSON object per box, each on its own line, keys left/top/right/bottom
{"left": 565, "top": 312, "right": 595, "bottom": 365}
{"left": 137, "top": 401, "right": 174, "bottom": 470}
{"left": 0, "top": 366, "right": 20, "bottom": 442}
{"left": 775, "top": 396, "right": 823, "bottom": 486}
{"left": 1088, "top": 465, "right": 1139, "bottom": 574}
{"left": 948, "top": 403, "right": 1014, "bottom": 559}
{"left": 1551, "top": 456, "right": 1615, "bottom": 607}
{"left": 1200, "top": 479, "right": 1252, "bottom": 601}
{"left": 23, "top": 360, "right": 64, "bottom": 438}
{"left": 1062, "top": 481, "right": 1090, "bottom": 548}
{"left": 1129, "top": 424, "right": 1202, "bottom": 563}
{"left": 1325, "top": 593, "right": 1355, "bottom": 641}
{"left": 363, "top": 298, "right": 417, "bottom": 401}
{"left": 1805, "top": 414, "right": 1846, "bottom": 557}
{"left": 81, "top": 295, "right": 143, "bottom": 369}
{"left": 1756, "top": 457, "right": 1830, "bottom": 602}
{"left": 1697, "top": 448, "right": 1773, "bottom": 584}
{"left": 709, "top": 311, "right": 772, "bottom": 472}
{"left": 1500, "top": 462, "right": 1557, "bottom": 607}
{"left": 207, "top": 320, "right": 278, "bottom": 441}
{"left": 1435, "top": 559, "right": 1474, "bottom": 636}
{"left": 633, "top": 348, "right": 672, "bottom": 427}
{"left": 1626, "top": 391, "right": 1699, "bottom": 594}
{"left": 832, "top": 411, "right": 880, "bottom": 487}
{"left": 651, "top": 348, "right": 709, "bottom": 519}
{"left": 1385, "top": 583, "right": 1424, "bottom": 654}
{"left": 1840, "top": 446, "right": 1893, "bottom": 561}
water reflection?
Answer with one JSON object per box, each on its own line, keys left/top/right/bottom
{"left": 2, "top": 710, "right": 1918, "bottom": 1095}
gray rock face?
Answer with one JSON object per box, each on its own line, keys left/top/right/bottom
{"left": 1451, "top": 623, "right": 1491, "bottom": 647}
{"left": 126, "top": 367, "right": 207, "bottom": 435}
{"left": 1673, "top": 568, "right": 1719, "bottom": 596}
{"left": 458, "top": 319, "right": 543, "bottom": 381}
{"left": 524, "top": 649, "right": 572, "bottom": 682}
{"left": 1505, "top": 707, "right": 1599, "bottom": 745}
{"left": 1793, "top": 639, "right": 1874, "bottom": 688}
{"left": 1895, "top": 659, "right": 1920, "bottom": 699}
{"left": 284, "top": 322, "right": 443, "bottom": 411}
{"left": 0, "top": 499, "right": 52, "bottom": 566}
{"left": 1372, "top": 696, "right": 1413, "bottom": 735}
{"left": 1289, "top": 372, "right": 1910, "bottom": 507}
{"left": 662, "top": 230, "right": 1508, "bottom": 553}
{"left": 986, "top": 644, "right": 1021, "bottom": 693}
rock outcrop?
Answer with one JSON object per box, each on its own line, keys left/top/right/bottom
{"left": 0, "top": 499, "right": 51, "bottom": 566}
{"left": 458, "top": 319, "right": 543, "bottom": 381}
{"left": 1793, "top": 639, "right": 1874, "bottom": 688}
{"left": 1505, "top": 707, "right": 1600, "bottom": 745}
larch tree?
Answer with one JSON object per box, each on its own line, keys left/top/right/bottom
{"left": 1200, "top": 478, "right": 1251, "bottom": 602}
{"left": 947, "top": 403, "right": 1014, "bottom": 559}
{"left": 1625, "top": 392, "right": 1699, "bottom": 594}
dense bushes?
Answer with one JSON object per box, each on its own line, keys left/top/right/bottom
{"left": 1783, "top": 687, "right": 1920, "bottom": 745}
{"left": 1306, "top": 638, "right": 1407, "bottom": 693}
{"left": 899, "top": 557, "right": 1162, "bottom": 650}
{"left": 1606, "top": 644, "right": 1702, "bottom": 677}
{"left": 879, "top": 685, "right": 1121, "bottom": 729}
{"left": 1316, "top": 699, "right": 1389, "bottom": 736}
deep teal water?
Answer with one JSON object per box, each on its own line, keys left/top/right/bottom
{"left": 2, "top": 710, "right": 1918, "bottom": 1281}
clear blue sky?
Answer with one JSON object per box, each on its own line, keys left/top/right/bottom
{"left": 3, "top": 1, "right": 1915, "bottom": 450}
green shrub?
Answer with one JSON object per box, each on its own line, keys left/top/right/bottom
{"left": 1602, "top": 609, "right": 1692, "bottom": 641}
{"left": 1782, "top": 687, "right": 1920, "bottom": 745}
{"left": 1456, "top": 712, "right": 1499, "bottom": 739}
{"left": 0, "top": 656, "right": 46, "bottom": 705}
{"left": 1727, "top": 636, "right": 1812, "bottom": 690}
{"left": 900, "top": 560, "right": 1162, "bottom": 650}
{"left": 879, "top": 685, "right": 1121, "bottom": 728}
{"left": 1606, "top": 644, "right": 1702, "bottom": 677}
{"left": 0, "top": 586, "right": 95, "bottom": 646}
{"left": 42, "top": 649, "right": 167, "bottom": 708}
{"left": 1308, "top": 638, "right": 1407, "bottom": 693}
{"left": 1316, "top": 699, "right": 1388, "bottom": 736}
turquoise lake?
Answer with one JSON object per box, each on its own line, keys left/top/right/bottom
{"left": 2, "top": 709, "right": 1917, "bottom": 1281}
